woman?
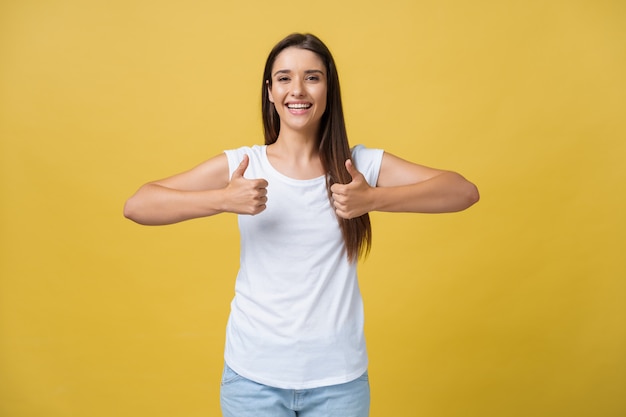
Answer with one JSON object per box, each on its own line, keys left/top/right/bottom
{"left": 124, "top": 33, "right": 479, "bottom": 417}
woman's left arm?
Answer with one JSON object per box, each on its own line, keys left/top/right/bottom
{"left": 330, "top": 152, "right": 479, "bottom": 219}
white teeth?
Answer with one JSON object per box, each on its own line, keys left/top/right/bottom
{"left": 287, "top": 103, "right": 312, "bottom": 109}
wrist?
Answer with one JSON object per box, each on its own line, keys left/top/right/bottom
{"left": 368, "top": 186, "right": 382, "bottom": 213}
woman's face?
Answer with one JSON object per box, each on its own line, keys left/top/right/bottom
{"left": 268, "top": 47, "right": 328, "bottom": 137}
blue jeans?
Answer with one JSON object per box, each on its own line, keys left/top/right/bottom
{"left": 220, "top": 364, "right": 370, "bottom": 417}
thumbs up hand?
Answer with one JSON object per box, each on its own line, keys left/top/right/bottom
{"left": 330, "top": 159, "right": 374, "bottom": 219}
{"left": 224, "top": 154, "right": 268, "bottom": 215}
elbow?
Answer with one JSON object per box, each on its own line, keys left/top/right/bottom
{"left": 463, "top": 181, "right": 480, "bottom": 209}
{"left": 123, "top": 197, "right": 145, "bottom": 224}
{"left": 123, "top": 199, "right": 137, "bottom": 222}
{"left": 447, "top": 172, "right": 479, "bottom": 212}
{"left": 467, "top": 183, "right": 480, "bottom": 207}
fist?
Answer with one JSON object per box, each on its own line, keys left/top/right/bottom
{"left": 225, "top": 154, "right": 268, "bottom": 215}
{"left": 330, "top": 159, "right": 373, "bottom": 219}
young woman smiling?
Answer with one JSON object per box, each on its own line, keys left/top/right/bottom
{"left": 124, "top": 33, "right": 479, "bottom": 417}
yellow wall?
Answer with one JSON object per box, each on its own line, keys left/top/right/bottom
{"left": 1, "top": 1, "right": 624, "bottom": 416}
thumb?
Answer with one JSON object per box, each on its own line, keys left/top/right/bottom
{"left": 232, "top": 154, "right": 249, "bottom": 178}
{"left": 345, "top": 159, "right": 360, "bottom": 181}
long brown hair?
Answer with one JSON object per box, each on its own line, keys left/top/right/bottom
{"left": 261, "top": 33, "right": 372, "bottom": 262}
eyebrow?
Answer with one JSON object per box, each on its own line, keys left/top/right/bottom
{"left": 272, "top": 69, "right": 325, "bottom": 77}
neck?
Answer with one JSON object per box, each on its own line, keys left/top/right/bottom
{"left": 273, "top": 128, "right": 319, "bottom": 158}
{"left": 267, "top": 132, "right": 324, "bottom": 179}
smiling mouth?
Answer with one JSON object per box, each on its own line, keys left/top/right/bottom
{"left": 286, "top": 103, "right": 312, "bottom": 110}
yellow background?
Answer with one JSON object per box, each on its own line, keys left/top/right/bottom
{"left": 1, "top": 0, "right": 625, "bottom": 416}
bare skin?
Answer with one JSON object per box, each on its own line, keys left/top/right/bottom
{"left": 330, "top": 155, "right": 479, "bottom": 219}
{"left": 124, "top": 47, "right": 478, "bottom": 225}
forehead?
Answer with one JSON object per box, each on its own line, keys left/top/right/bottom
{"left": 272, "top": 47, "right": 325, "bottom": 72}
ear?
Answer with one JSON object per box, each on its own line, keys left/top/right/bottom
{"left": 266, "top": 80, "right": 274, "bottom": 103}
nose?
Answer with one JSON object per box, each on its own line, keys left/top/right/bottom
{"left": 291, "top": 77, "right": 304, "bottom": 97}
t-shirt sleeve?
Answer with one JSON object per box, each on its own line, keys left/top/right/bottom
{"left": 351, "top": 144, "right": 384, "bottom": 187}
{"left": 223, "top": 146, "right": 251, "bottom": 178}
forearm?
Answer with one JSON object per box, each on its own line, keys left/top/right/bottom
{"left": 124, "top": 183, "right": 227, "bottom": 225}
{"left": 371, "top": 171, "right": 479, "bottom": 213}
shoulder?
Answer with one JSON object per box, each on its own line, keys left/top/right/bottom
{"left": 351, "top": 144, "right": 384, "bottom": 166}
{"left": 350, "top": 144, "right": 385, "bottom": 186}
{"left": 224, "top": 145, "right": 266, "bottom": 175}
{"left": 224, "top": 144, "right": 265, "bottom": 159}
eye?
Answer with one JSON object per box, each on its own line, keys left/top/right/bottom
{"left": 277, "top": 76, "right": 290, "bottom": 82}
{"left": 306, "top": 75, "right": 320, "bottom": 82}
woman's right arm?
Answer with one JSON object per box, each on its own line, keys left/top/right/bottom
{"left": 123, "top": 153, "right": 268, "bottom": 225}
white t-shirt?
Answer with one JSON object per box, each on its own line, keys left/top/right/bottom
{"left": 223, "top": 144, "right": 384, "bottom": 389}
